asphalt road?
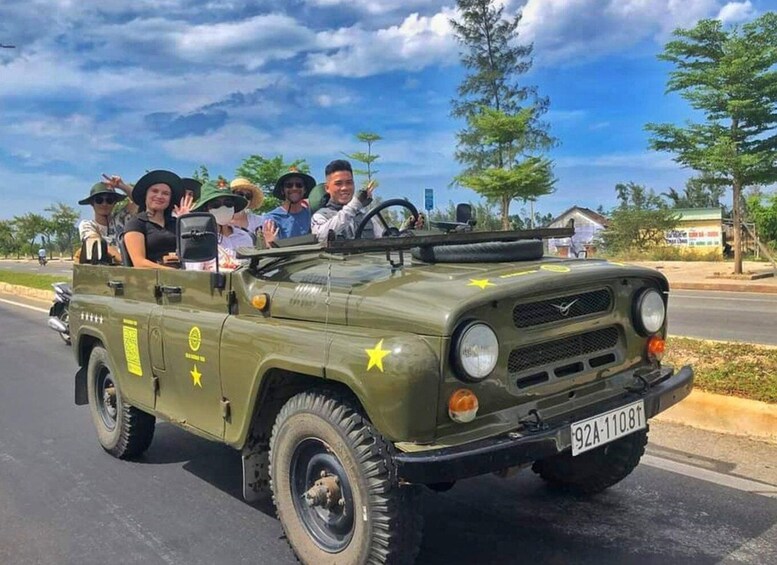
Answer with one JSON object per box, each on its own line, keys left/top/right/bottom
{"left": 668, "top": 290, "right": 777, "bottom": 345}
{"left": 0, "top": 259, "right": 73, "bottom": 278}
{"left": 1, "top": 300, "right": 775, "bottom": 564}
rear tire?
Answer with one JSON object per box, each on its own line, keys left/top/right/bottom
{"left": 532, "top": 427, "right": 648, "bottom": 495}
{"left": 269, "top": 390, "right": 422, "bottom": 564}
{"left": 86, "top": 346, "right": 155, "bottom": 459}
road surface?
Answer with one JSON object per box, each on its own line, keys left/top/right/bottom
{"left": 0, "top": 299, "right": 775, "bottom": 564}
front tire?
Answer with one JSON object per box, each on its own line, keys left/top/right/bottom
{"left": 269, "top": 391, "right": 422, "bottom": 565}
{"left": 532, "top": 427, "right": 648, "bottom": 495}
{"left": 86, "top": 346, "right": 155, "bottom": 459}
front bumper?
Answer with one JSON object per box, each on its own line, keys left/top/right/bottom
{"left": 395, "top": 365, "right": 693, "bottom": 484}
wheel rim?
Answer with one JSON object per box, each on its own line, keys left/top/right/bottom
{"left": 96, "top": 365, "right": 118, "bottom": 431}
{"left": 290, "top": 438, "right": 355, "bottom": 553}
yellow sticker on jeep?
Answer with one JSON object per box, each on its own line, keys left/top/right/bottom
{"left": 123, "top": 323, "right": 143, "bottom": 377}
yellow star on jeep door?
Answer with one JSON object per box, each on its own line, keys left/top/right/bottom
{"left": 365, "top": 339, "right": 391, "bottom": 372}
{"left": 190, "top": 365, "right": 203, "bottom": 388}
{"left": 468, "top": 278, "right": 494, "bottom": 290}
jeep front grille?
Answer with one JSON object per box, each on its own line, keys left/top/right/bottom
{"left": 508, "top": 326, "right": 620, "bottom": 380}
{"left": 512, "top": 288, "right": 612, "bottom": 328}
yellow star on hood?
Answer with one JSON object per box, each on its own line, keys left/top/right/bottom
{"left": 190, "top": 364, "right": 203, "bottom": 388}
{"left": 468, "top": 278, "right": 495, "bottom": 290}
{"left": 365, "top": 339, "right": 391, "bottom": 372}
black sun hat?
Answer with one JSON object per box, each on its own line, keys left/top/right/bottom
{"left": 78, "top": 182, "right": 127, "bottom": 206}
{"left": 131, "top": 170, "right": 184, "bottom": 212}
{"left": 182, "top": 177, "right": 202, "bottom": 200}
{"left": 273, "top": 167, "right": 316, "bottom": 200}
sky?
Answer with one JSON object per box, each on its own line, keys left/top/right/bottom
{"left": 0, "top": 0, "right": 773, "bottom": 222}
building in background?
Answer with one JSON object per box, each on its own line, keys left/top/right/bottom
{"left": 665, "top": 208, "right": 723, "bottom": 254}
{"left": 547, "top": 206, "right": 608, "bottom": 257}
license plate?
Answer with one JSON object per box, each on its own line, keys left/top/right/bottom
{"left": 570, "top": 400, "right": 646, "bottom": 456}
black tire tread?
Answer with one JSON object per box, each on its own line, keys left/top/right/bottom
{"left": 270, "top": 390, "right": 422, "bottom": 565}
{"left": 532, "top": 428, "right": 648, "bottom": 495}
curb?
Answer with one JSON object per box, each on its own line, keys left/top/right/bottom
{"left": 655, "top": 389, "right": 777, "bottom": 444}
{"left": 670, "top": 281, "right": 777, "bottom": 293}
{"left": 0, "top": 282, "right": 54, "bottom": 302}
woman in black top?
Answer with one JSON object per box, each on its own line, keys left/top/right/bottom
{"left": 124, "top": 170, "right": 193, "bottom": 268}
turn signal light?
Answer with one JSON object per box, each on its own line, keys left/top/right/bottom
{"left": 251, "top": 293, "right": 270, "bottom": 312}
{"left": 647, "top": 335, "right": 665, "bottom": 361}
{"left": 448, "top": 389, "right": 479, "bottom": 423}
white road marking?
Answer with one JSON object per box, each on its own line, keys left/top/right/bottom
{"left": 642, "top": 454, "right": 777, "bottom": 499}
{"left": 0, "top": 297, "right": 49, "bottom": 314}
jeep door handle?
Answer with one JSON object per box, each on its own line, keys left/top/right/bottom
{"left": 158, "top": 285, "right": 182, "bottom": 295}
{"left": 107, "top": 280, "right": 124, "bottom": 291}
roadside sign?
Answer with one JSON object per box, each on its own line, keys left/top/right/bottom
{"left": 424, "top": 188, "right": 434, "bottom": 211}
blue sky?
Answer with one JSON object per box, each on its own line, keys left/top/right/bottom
{"left": 0, "top": 0, "right": 772, "bottom": 221}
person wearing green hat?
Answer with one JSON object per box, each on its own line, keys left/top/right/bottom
{"left": 260, "top": 167, "right": 316, "bottom": 244}
{"left": 187, "top": 181, "right": 252, "bottom": 271}
{"left": 77, "top": 181, "right": 127, "bottom": 263}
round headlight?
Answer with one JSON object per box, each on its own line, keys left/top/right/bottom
{"left": 636, "top": 289, "right": 666, "bottom": 335}
{"left": 455, "top": 322, "right": 499, "bottom": 381}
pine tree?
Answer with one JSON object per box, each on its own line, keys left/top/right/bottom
{"left": 450, "top": 0, "right": 555, "bottom": 229}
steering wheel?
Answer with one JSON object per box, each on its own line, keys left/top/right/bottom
{"left": 354, "top": 198, "right": 420, "bottom": 239}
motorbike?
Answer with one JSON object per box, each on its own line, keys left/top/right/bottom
{"left": 38, "top": 255, "right": 48, "bottom": 266}
{"left": 48, "top": 282, "right": 72, "bottom": 345}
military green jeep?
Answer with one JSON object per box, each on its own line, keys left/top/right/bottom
{"left": 70, "top": 205, "right": 693, "bottom": 565}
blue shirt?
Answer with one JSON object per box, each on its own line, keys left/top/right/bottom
{"left": 262, "top": 206, "right": 312, "bottom": 239}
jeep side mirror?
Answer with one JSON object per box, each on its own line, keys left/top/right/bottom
{"left": 456, "top": 203, "right": 475, "bottom": 225}
{"left": 177, "top": 213, "right": 218, "bottom": 263}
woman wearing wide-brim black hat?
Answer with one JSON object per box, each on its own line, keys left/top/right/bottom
{"left": 123, "top": 170, "right": 193, "bottom": 268}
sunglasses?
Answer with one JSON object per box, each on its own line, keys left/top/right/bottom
{"left": 284, "top": 181, "right": 304, "bottom": 189}
{"left": 233, "top": 191, "right": 252, "bottom": 200}
{"left": 93, "top": 195, "right": 118, "bottom": 205}
{"left": 207, "top": 198, "right": 233, "bottom": 209}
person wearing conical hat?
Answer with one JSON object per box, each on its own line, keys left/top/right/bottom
{"left": 261, "top": 166, "right": 316, "bottom": 244}
{"left": 229, "top": 177, "right": 265, "bottom": 238}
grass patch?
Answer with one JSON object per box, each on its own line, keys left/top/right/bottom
{"left": 665, "top": 336, "right": 777, "bottom": 404}
{"left": 0, "top": 270, "right": 69, "bottom": 290}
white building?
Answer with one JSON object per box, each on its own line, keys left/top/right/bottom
{"left": 547, "top": 206, "right": 608, "bottom": 257}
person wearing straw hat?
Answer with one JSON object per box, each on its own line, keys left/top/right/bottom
{"left": 77, "top": 182, "right": 127, "bottom": 263}
{"left": 187, "top": 181, "right": 251, "bottom": 271}
{"left": 229, "top": 177, "right": 265, "bottom": 238}
{"left": 123, "top": 170, "right": 192, "bottom": 268}
{"left": 261, "top": 166, "right": 316, "bottom": 244}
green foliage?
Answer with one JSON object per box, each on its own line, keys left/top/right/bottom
{"left": 0, "top": 220, "right": 22, "bottom": 257}
{"left": 645, "top": 13, "right": 777, "bottom": 271}
{"left": 599, "top": 183, "right": 679, "bottom": 252}
{"left": 12, "top": 213, "right": 49, "bottom": 257}
{"left": 746, "top": 191, "right": 777, "bottom": 247}
{"left": 45, "top": 203, "right": 80, "bottom": 259}
{"left": 430, "top": 200, "right": 551, "bottom": 232}
{"left": 234, "top": 155, "right": 310, "bottom": 212}
{"left": 345, "top": 132, "right": 382, "bottom": 188}
{"left": 450, "top": 1, "right": 555, "bottom": 229}
{"left": 662, "top": 175, "right": 727, "bottom": 210}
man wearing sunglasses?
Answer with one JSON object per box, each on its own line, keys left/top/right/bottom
{"left": 261, "top": 167, "right": 316, "bottom": 245}
{"left": 77, "top": 182, "right": 127, "bottom": 263}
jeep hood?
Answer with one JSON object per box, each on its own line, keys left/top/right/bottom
{"left": 263, "top": 255, "right": 668, "bottom": 336}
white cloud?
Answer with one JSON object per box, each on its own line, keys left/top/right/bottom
{"left": 516, "top": 0, "right": 730, "bottom": 64}
{"left": 555, "top": 151, "right": 678, "bottom": 171}
{"left": 717, "top": 1, "right": 756, "bottom": 23}
{"left": 305, "top": 9, "right": 458, "bottom": 77}
{"left": 304, "top": 0, "right": 446, "bottom": 16}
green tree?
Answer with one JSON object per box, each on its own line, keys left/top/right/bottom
{"left": 235, "top": 155, "right": 310, "bottom": 212}
{"left": 745, "top": 191, "right": 777, "bottom": 249}
{"left": 12, "top": 213, "right": 48, "bottom": 257}
{"left": 46, "top": 203, "right": 80, "bottom": 259}
{"left": 192, "top": 165, "right": 211, "bottom": 183}
{"left": 646, "top": 13, "right": 777, "bottom": 273}
{"left": 662, "top": 174, "right": 727, "bottom": 210}
{"left": 450, "top": 1, "right": 555, "bottom": 229}
{"left": 0, "top": 220, "right": 21, "bottom": 258}
{"left": 600, "top": 183, "right": 679, "bottom": 252}
{"left": 345, "top": 132, "right": 382, "bottom": 188}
